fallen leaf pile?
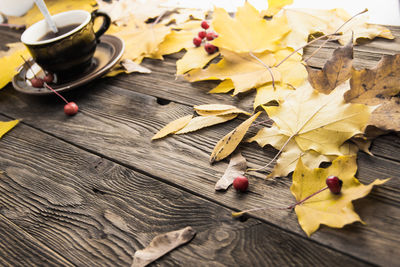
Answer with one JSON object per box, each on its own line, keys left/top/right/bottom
{"left": 151, "top": 2, "right": 396, "bottom": 235}
{"left": 0, "top": 0, "right": 397, "bottom": 237}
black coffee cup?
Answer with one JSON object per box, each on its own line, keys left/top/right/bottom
{"left": 21, "top": 10, "right": 111, "bottom": 77}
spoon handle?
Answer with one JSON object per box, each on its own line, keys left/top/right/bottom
{"left": 33, "top": 0, "right": 58, "bottom": 33}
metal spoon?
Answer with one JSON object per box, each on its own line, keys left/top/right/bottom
{"left": 33, "top": 0, "right": 58, "bottom": 33}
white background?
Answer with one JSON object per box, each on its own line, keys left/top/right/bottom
{"left": 1, "top": 0, "right": 399, "bottom": 25}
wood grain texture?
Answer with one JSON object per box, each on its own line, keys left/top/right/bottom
{"left": 0, "top": 82, "right": 399, "bottom": 265}
{"left": 0, "top": 117, "right": 367, "bottom": 267}
{"left": 0, "top": 27, "right": 399, "bottom": 265}
{"left": 304, "top": 26, "right": 400, "bottom": 69}
{"left": 0, "top": 214, "right": 74, "bottom": 267}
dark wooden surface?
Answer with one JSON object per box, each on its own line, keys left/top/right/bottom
{"left": 0, "top": 25, "right": 399, "bottom": 266}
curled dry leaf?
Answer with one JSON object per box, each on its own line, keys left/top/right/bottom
{"left": 194, "top": 104, "right": 250, "bottom": 116}
{"left": 176, "top": 114, "right": 237, "bottom": 134}
{"left": 307, "top": 40, "right": 353, "bottom": 94}
{"left": 210, "top": 112, "right": 261, "bottom": 163}
{"left": 107, "top": 59, "right": 151, "bottom": 77}
{"left": 0, "top": 120, "right": 19, "bottom": 139}
{"left": 291, "top": 156, "right": 389, "bottom": 236}
{"left": 344, "top": 54, "right": 400, "bottom": 131}
{"left": 132, "top": 226, "right": 196, "bottom": 267}
{"left": 215, "top": 152, "right": 247, "bottom": 191}
{"left": 152, "top": 115, "right": 192, "bottom": 140}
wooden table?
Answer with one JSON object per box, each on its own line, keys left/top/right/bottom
{"left": 0, "top": 26, "right": 399, "bottom": 266}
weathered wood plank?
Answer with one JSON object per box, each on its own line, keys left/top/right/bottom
{"left": 304, "top": 25, "right": 400, "bottom": 69}
{"left": 0, "top": 116, "right": 367, "bottom": 266}
{"left": 0, "top": 213, "right": 74, "bottom": 267}
{"left": 0, "top": 81, "right": 398, "bottom": 265}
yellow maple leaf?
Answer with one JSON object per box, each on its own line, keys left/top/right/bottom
{"left": 262, "top": 0, "right": 293, "bottom": 17}
{"left": 282, "top": 8, "right": 393, "bottom": 49}
{"left": 253, "top": 83, "right": 294, "bottom": 109}
{"left": 210, "top": 112, "right": 261, "bottom": 163}
{"left": 253, "top": 48, "right": 307, "bottom": 108}
{"left": 0, "top": 120, "right": 19, "bottom": 139}
{"left": 208, "top": 79, "right": 234, "bottom": 94}
{"left": 0, "top": 43, "right": 30, "bottom": 89}
{"left": 291, "top": 155, "right": 389, "bottom": 236}
{"left": 108, "top": 19, "right": 171, "bottom": 64}
{"left": 262, "top": 84, "right": 373, "bottom": 155}
{"left": 176, "top": 47, "right": 219, "bottom": 75}
{"left": 7, "top": 0, "right": 96, "bottom": 26}
{"left": 211, "top": 2, "right": 291, "bottom": 53}
{"left": 185, "top": 49, "right": 281, "bottom": 95}
{"left": 152, "top": 115, "right": 192, "bottom": 140}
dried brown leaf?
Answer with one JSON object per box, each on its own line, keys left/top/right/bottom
{"left": 215, "top": 153, "right": 247, "bottom": 190}
{"left": 344, "top": 54, "right": 400, "bottom": 131}
{"left": 307, "top": 40, "right": 353, "bottom": 94}
{"left": 132, "top": 226, "right": 196, "bottom": 267}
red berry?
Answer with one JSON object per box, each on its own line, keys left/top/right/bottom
{"left": 233, "top": 176, "right": 248, "bottom": 192}
{"left": 198, "top": 31, "right": 207, "bottom": 39}
{"left": 204, "top": 43, "right": 217, "bottom": 54}
{"left": 64, "top": 102, "right": 79, "bottom": 116}
{"left": 326, "top": 176, "right": 343, "bottom": 194}
{"left": 193, "top": 37, "right": 202, "bottom": 47}
{"left": 201, "top": 21, "right": 209, "bottom": 30}
{"left": 31, "top": 77, "right": 44, "bottom": 88}
{"left": 213, "top": 32, "right": 219, "bottom": 38}
{"left": 43, "top": 72, "right": 54, "bottom": 83}
{"left": 206, "top": 32, "right": 215, "bottom": 41}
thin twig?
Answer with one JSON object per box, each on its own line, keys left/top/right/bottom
{"left": 249, "top": 51, "right": 276, "bottom": 90}
{"left": 20, "top": 55, "right": 38, "bottom": 79}
{"left": 246, "top": 134, "right": 295, "bottom": 172}
{"left": 44, "top": 84, "right": 69, "bottom": 104}
{"left": 275, "top": 33, "right": 341, "bottom": 68}
{"left": 304, "top": 8, "right": 368, "bottom": 62}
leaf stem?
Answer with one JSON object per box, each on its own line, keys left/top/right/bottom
{"left": 275, "top": 33, "right": 341, "bottom": 68}
{"left": 20, "top": 55, "right": 38, "bottom": 79}
{"left": 246, "top": 134, "right": 295, "bottom": 172}
{"left": 233, "top": 186, "right": 328, "bottom": 218}
{"left": 248, "top": 51, "right": 276, "bottom": 90}
{"left": 0, "top": 23, "right": 25, "bottom": 30}
{"left": 44, "top": 84, "right": 69, "bottom": 104}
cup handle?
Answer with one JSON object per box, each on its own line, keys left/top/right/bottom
{"left": 92, "top": 11, "right": 111, "bottom": 40}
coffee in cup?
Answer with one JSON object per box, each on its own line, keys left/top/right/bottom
{"left": 21, "top": 10, "right": 111, "bottom": 79}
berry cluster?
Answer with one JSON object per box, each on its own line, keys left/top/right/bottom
{"left": 193, "top": 21, "right": 219, "bottom": 54}
{"left": 22, "top": 56, "right": 79, "bottom": 116}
